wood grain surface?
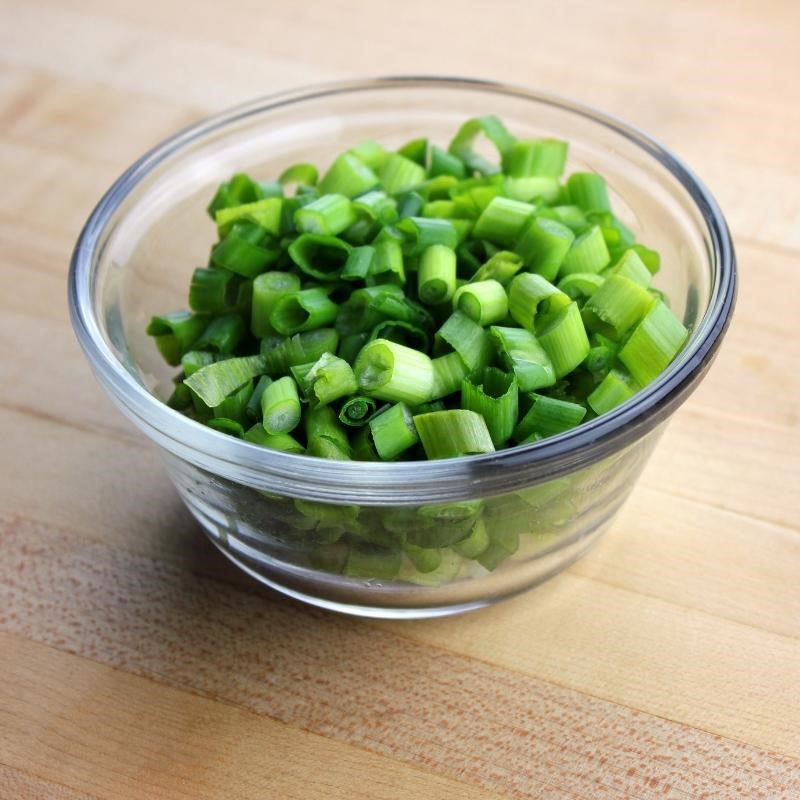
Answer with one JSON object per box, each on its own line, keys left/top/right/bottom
{"left": 1, "top": 1, "right": 799, "bottom": 798}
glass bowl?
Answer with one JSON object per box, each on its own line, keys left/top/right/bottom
{"left": 68, "top": 77, "right": 736, "bottom": 618}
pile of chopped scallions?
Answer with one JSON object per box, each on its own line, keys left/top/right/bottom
{"left": 148, "top": 116, "right": 688, "bottom": 464}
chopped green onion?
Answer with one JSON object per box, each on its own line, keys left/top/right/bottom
{"left": 181, "top": 350, "right": 216, "bottom": 378}
{"left": 379, "top": 152, "right": 426, "bottom": 194}
{"left": 354, "top": 339, "right": 435, "bottom": 405}
{"left": 250, "top": 271, "right": 302, "bottom": 337}
{"left": 294, "top": 193, "right": 356, "bottom": 236}
{"left": 448, "top": 115, "right": 514, "bottom": 175}
{"left": 318, "top": 152, "right": 378, "bottom": 197}
{"left": 305, "top": 404, "right": 351, "bottom": 459}
{"left": 349, "top": 140, "right": 390, "bottom": 171}
{"left": 461, "top": 367, "right": 518, "bottom": 446}
{"left": 502, "top": 138, "right": 568, "bottom": 178}
{"left": 146, "top": 311, "right": 206, "bottom": 366}
{"left": 503, "top": 176, "right": 561, "bottom": 203}
{"left": 404, "top": 544, "right": 443, "bottom": 573}
{"left": 606, "top": 248, "right": 652, "bottom": 288}
{"left": 261, "top": 328, "right": 339, "bottom": 374}
{"left": 452, "top": 518, "right": 490, "bottom": 559}
{"left": 246, "top": 375, "right": 272, "bottom": 420}
{"left": 352, "top": 190, "right": 398, "bottom": 225}
{"left": 369, "top": 238, "right": 405, "bottom": 285}
{"left": 207, "top": 418, "right": 245, "bottom": 438}
{"left": 167, "top": 381, "right": 193, "bottom": 410}
{"left": 618, "top": 300, "right": 688, "bottom": 385}
{"left": 587, "top": 367, "right": 641, "bottom": 414}
{"left": 270, "top": 287, "right": 339, "bottom": 335}
{"left": 341, "top": 245, "right": 374, "bottom": 282}
{"left": 370, "top": 320, "right": 429, "bottom": 353}
{"left": 215, "top": 197, "right": 283, "bottom": 238}
{"left": 536, "top": 302, "right": 591, "bottom": 378}
{"left": 395, "top": 216, "right": 458, "bottom": 256}
{"left": 211, "top": 222, "right": 279, "bottom": 277}
{"left": 629, "top": 243, "right": 661, "bottom": 275}
{"left": 345, "top": 544, "right": 401, "bottom": 579}
{"left": 512, "top": 393, "right": 586, "bottom": 441}
{"left": 567, "top": 172, "right": 611, "bottom": 213}
{"left": 207, "top": 172, "right": 265, "bottom": 217}
{"left": 557, "top": 272, "right": 605, "bottom": 303}
{"left": 396, "top": 191, "right": 425, "bottom": 219}
{"left": 472, "top": 196, "right": 535, "bottom": 247}
{"left": 189, "top": 267, "right": 240, "bottom": 314}
{"left": 581, "top": 275, "right": 655, "bottom": 340}
{"left": 278, "top": 163, "right": 318, "bottom": 187}
{"left": 261, "top": 375, "right": 301, "bottom": 434}
{"left": 430, "top": 145, "right": 467, "bottom": 179}
{"left": 490, "top": 325, "right": 556, "bottom": 391}
{"left": 287, "top": 233, "right": 352, "bottom": 281}
{"left": 515, "top": 217, "right": 575, "bottom": 281}
{"left": 304, "top": 352, "right": 358, "bottom": 406}
{"left": 397, "top": 137, "right": 428, "bottom": 166}
{"left": 184, "top": 354, "right": 267, "bottom": 407}
{"left": 468, "top": 250, "right": 523, "bottom": 285}
{"left": 335, "top": 284, "right": 405, "bottom": 335}
{"left": 430, "top": 351, "right": 470, "bottom": 401}
{"left": 368, "top": 402, "right": 419, "bottom": 460}
{"left": 212, "top": 379, "right": 253, "bottom": 424}
{"left": 559, "top": 225, "right": 611, "bottom": 276}
{"left": 417, "top": 244, "right": 457, "bottom": 305}
{"left": 508, "top": 273, "right": 571, "bottom": 332}
{"left": 453, "top": 279, "right": 509, "bottom": 326}
{"left": 413, "top": 410, "right": 495, "bottom": 459}
{"left": 193, "top": 314, "right": 246, "bottom": 355}
{"left": 338, "top": 396, "right": 379, "bottom": 427}
{"left": 245, "top": 426, "right": 306, "bottom": 453}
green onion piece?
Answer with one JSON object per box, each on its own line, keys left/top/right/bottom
{"left": 244, "top": 425, "right": 306, "bottom": 453}
{"left": 423, "top": 174, "right": 460, "bottom": 200}
{"left": 587, "top": 367, "right": 641, "bottom": 414}
{"left": 629, "top": 243, "right": 661, "bottom": 275}
{"left": 581, "top": 275, "right": 655, "bottom": 340}
{"left": 379, "top": 152, "right": 426, "bottom": 194}
{"left": 469, "top": 250, "right": 524, "bottom": 285}
{"left": 213, "top": 379, "right": 253, "bottom": 424}
{"left": 472, "top": 197, "right": 535, "bottom": 247}
{"left": 262, "top": 328, "right": 339, "bottom": 374}
{"left": 345, "top": 544, "right": 401, "bottom": 579}
{"left": 246, "top": 375, "right": 273, "bottom": 420}
{"left": 305, "top": 404, "right": 351, "bottom": 459}
{"left": 189, "top": 268, "right": 237, "bottom": 314}
{"left": 502, "top": 138, "right": 568, "bottom": 178}
{"left": 318, "top": 152, "right": 378, "bottom": 197}
{"left": 337, "top": 332, "right": 369, "bottom": 364}
{"left": 260, "top": 375, "right": 301, "bottom": 434}
{"left": 354, "top": 339, "right": 435, "bottom": 405}
{"left": 550, "top": 204, "right": 587, "bottom": 231}
{"left": 567, "top": 172, "right": 611, "bottom": 213}
{"left": 585, "top": 339, "right": 618, "bottom": 379}
{"left": 559, "top": 225, "right": 611, "bottom": 276}
{"left": 146, "top": 311, "right": 206, "bottom": 365}
{"left": 418, "top": 244, "right": 457, "bottom": 305}
{"left": 278, "top": 163, "right": 318, "bottom": 187}
{"left": 369, "top": 238, "right": 405, "bottom": 285}
{"left": 369, "top": 320, "right": 429, "bottom": 353}
{"left": 270, "top": 287, "right": 339, "bottom": 335}
{"left": 396, "top": 191, "right": 425, "bottom": 219}
{"left": 508, "top": 273, "right": 572, "bottom": 332}
{"left": 368, "top": 402, "right": 419, "bottom": 460}
{"left": 452, "top": 518, "right": 490, "bottom": 559}
{"left": 618, "top": 300, "right": 688, "bottom": 386}
{"left": 435, "top": 310, "right": 491, "bottom": 374}
{"left": 305, "top": 352, "right": 357, "bottom": 406}
{"left": 490, "top": 325, "right": 556, "bottom": 391}
{"left": 335, "top": 284, "right": 405, "bottom": 335}
{"left": 477, "top": 525, "right": 519, "bottom": 570}
{"left": 515, "top": 217, "right": 575, "bottom": 281}
{"left": 193, "top": 314, "right": 246, "bottom": 354}
{"left": 606, "top": 248, "right": 652, "bottom": 288}
{"left": 411, "top": 400, "right": 446, "bottom": 415}
{"left": 413, "top": 410, "right": 496, "bottom": 459}
{"left": 251, "top": 271, "right": 302, "bottom": 337}
{"left": 349, "top": 139, "right": 390, "bottom": 171}
{"left": 453, "top": 279, "right": 509, "bottom": 326}
{"left": 536, "top": 302, "right": 591, "bottom": 379}
{"left": 181, "top": 350, "right": 216, "bottom": 378}
{"left": 289, "top": 360, "right": 315, "bottom": 397}
{"left": 557, "top": 272, "right": 605, "bottom": 302}
{"left": 512, "top": 393, "right": 586, "bottom": 441}
{"left": 338, "top": 396, "right": 379, "bottom": 427}
{"left": 404, "top": 544, "right": 443, "bottom": 573}
{"left": 397, "top": 137, "right": 428, "bottom": 166}
{"left": 395, "top": 217, "right": 458, "bottom": 256}
{"left": 215, "top": 197, "right": 283, "bottom": 238}
{"left": 430, "top": 351, "right": 470, "bottom": 401}
{"left": 184, "top": 354, "right": 267, "bottom": 407}
{"left": 352, "top": 190, "right": 398, "bottom": 225}
{"left": 503, "top": 176, "right": 561, "bottom": 204}
{"left": 429, "top": 145, "right": 467, "bottom": 179}
{"left": 207, "top": 172, "right": 264, "bottom": 217}
{"left": 421, "top": 200, "right": 459, "bottom": 219}
{"left": 211, "top": 222, "right": 279, "bottom": 277}
{"left": 448, "top": 115, "right": 515, "bottom": 175}
{"left": 207, "top": 418, "right": 245, "bottom": 438}
{"left": 341, "top": 245, "right": 374, "bottom": 282}
{"left": 287, "top": 233, "right": 352, "bottom": 281}
{"left": 294, "top": 193, "right": 356, "bottom": 236}
{"left": 351, "top": 426, "right": 379, "bottom": 460}
{"left": 461, "top": 367, "right": 518, "bottom": 446}
{"left": 167, "top": 381, "right": 193, "bottom": 411}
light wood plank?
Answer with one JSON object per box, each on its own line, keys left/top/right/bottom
{"left": 0, "top": 764, "right": 100, "bottom": 800}
{"left": 0, "top": 633, "right": 505, "bottom": 800}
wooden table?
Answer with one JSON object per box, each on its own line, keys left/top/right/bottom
{"left": 2, "top": 1, "right": 799, "bottom": 797}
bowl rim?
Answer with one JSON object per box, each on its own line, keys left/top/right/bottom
{"left": 68, "top": 75, "right": 737, "bottom": 503}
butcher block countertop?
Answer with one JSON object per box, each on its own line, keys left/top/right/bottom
{"left": 1, "top": 1, "right": 799, "bottom": 798}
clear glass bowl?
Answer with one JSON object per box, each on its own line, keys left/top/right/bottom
{"left": 68, "top": 77, "right": 736, "bottom": 618}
